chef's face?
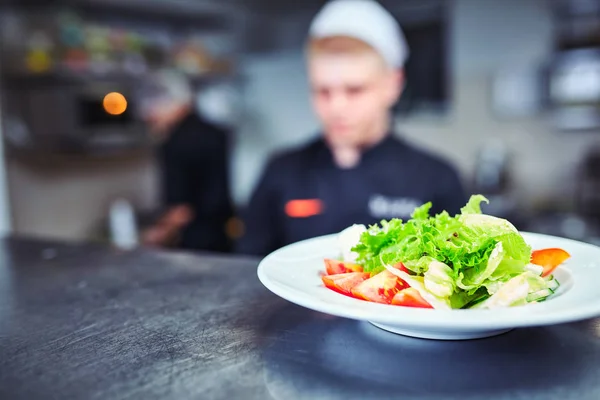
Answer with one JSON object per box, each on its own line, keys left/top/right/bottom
{"left": 308, "top": 49, "right": 402, "bottom": 148}
{"left": 142, "top": 98, "right": 186, "bottom": 136}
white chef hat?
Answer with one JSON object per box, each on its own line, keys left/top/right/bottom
{"left": 308, "top": 0, "right": 409, "bottom": 68}
{"left": 151, "top": 69, "right": 194, "bottom": 105}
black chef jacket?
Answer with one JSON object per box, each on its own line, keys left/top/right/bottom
{"left": 235, "top": 133, "right": 468, "bottom": 257}
{"left": 159, "top": 113, "right": 234, "bottom": 252}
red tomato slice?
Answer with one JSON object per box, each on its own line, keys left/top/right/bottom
{"left": 394, "top": 262, "right": 410, "bottom": 274}
{"left": 351, "top": 270, "right": 405, "bottom": 304}
{"left": 392, "top": 262, "right": 410, "bottom": 287}
{"left": 321, "top": 272, "right": 370, "bottom": 297}
{"left": 391, "top": 288, "right": 433, "bottom": 308}
{"left": 324, "top": 259, "right": 363, "bottom": 275}
{"left": 530, "top": 248, "right": 570, "bottom": 277}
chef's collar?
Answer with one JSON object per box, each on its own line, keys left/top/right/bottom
{"left": 316, "top": 132, "right": 405, "bottom": 169}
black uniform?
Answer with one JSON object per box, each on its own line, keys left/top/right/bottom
{"left": 159, "top": 113, "right": 234, "bottom": 253}
{"left": 235, "top": 133, "right": 468, "bottom": 257}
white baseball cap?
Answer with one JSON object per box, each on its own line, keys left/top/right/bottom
{"left": 308, "top": 0, "right": 409, "bottom": 68}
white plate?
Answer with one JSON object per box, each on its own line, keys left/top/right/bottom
{"left": 257, "top": 232, "right": 600, "bottom": 340}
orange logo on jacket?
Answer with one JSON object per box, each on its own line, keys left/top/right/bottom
{"left": 285, "top": 199, "right": 324, "bottom": 218}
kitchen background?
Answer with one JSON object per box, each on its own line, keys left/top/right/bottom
{"left": 0, "top": 0, "right": 599, "bottom": 247}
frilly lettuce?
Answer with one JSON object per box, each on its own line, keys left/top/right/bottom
{"left": 352, "top": 194, "right": 551, "bottom": 309}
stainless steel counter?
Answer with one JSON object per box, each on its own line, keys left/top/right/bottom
{"left": 0, "top": 237, "right": 599, "bottom": 399}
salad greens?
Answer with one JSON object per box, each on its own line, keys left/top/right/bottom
{"left": 350, "top": 195, "right": 560, "bottom": 309}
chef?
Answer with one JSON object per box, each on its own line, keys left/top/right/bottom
{"left": 235, "top": 0, "right": 467, "bottom": 256}
{"left": 141, "top": 70, "right": 234, "bottom": 253}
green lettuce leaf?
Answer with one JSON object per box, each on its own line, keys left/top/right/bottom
{"left": 460, "top": 194, "right": 489, "bottom": 214}
{"left": 350, "top": 194, "right": 533, "bottom": 307}
{"left": 424, "top": 260, "right": 455, "bottom": 298}
{"left": 450, "top": 287, "right": 489, "bottom": 309}
{"left": 355, "top": 202, "right": 442, "bottom": 274}
{"left": 456, "top": 241, "right": 504, "bottom": 293}
{"left": 352, "top": 219, "right": 406, "bottom": 274}
{"left": 403, "top": 256, "right": 437, "bottom": 275}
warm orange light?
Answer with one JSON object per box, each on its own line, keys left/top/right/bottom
{"left": 285, "top": 199, "right": 324, "bottom": 218}
{"left": 103, "top": 92, "right": 128, "bottom": 115}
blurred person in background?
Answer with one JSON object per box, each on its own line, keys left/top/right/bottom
{"left": 141, "top": 70, "right": 234, "bottom": 253}
{"left": 236, "top": 0, "right": 467, "bottom": 256}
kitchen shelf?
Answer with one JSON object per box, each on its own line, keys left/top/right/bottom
{"left": 0, "top": 66, "right": 239, "bottom": 89}
{"left": 3, "top": 0, "right": 238, "bottom": 30}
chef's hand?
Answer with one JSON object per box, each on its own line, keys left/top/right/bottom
{"left": 142, "top": 205, "right": 194, "bottom": 247}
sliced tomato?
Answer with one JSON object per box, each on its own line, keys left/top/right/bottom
{"left": 391, "top": 288, "right": 433, "bottom": 309}
{"left": 351, "top": 270, "right": 405, "bottom": 304}
{"left": 324, "top": 258, "right": 363, "bottom": 275}
{"left": 322, "top": 272, "right": 370, "bottom": 297}
{"left": 394, "top": 262, "right": 410, "bottom": 274}
{"left": 530, "top": 248, "right": 571, "bottom": 277}
{"left": 392, "top": 262, "right": 410, "bottom": 287}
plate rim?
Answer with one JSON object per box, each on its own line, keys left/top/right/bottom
{"left": 257, "top": 231, "right": 600, "bottom": 331}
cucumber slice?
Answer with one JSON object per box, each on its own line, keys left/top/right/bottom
{"left": 546, "top": 278, "right": 560, "bottom": 291}
{"left": 527, "top": 288, "right": 554, "bottom": 302}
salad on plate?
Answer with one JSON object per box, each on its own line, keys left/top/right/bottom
{"left": 321, "top": 195, "right": 570, "bottom": 310}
